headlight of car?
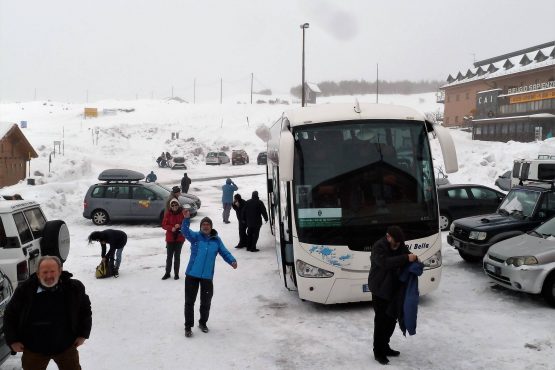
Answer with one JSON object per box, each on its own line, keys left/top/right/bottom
{"left": 449, "top": 223, "right": 455, "bottom": 233}
{"left": 422, "top": 250, "right": 442, "bottom": 269}
{"left": 506, "top": 256, "right": 538, "bottom": 267}
{"left": 296, "top": 260, "right": 334, "bottom": 278}
{"left": 469, "top": 231, "right": 487, "bottom": 240}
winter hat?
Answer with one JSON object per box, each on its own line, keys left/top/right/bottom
{"left": 172, "top": 186, "right": 181, "bottom": 193}
{"left": 169, "top": 199, "right": 180, "bottom": 207}
{"left": 200, "top": 217, "right": 213, "bottom": 228}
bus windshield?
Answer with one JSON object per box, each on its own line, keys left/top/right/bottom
{"left": 292, "top": 120, "right": 437, "bottom": 249}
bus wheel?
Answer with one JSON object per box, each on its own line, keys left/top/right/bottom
{"left": 458, "top": 250, "right": 482, "bottom": 263}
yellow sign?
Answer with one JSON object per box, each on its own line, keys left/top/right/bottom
{"left": 509, "top": 89, "right": 555, "bottom": 104}
{"left": 138, "top": 200, "right": 151, "bottom": 208}
{"left": 84, "top": 107, "right": 98, "bottom": 118}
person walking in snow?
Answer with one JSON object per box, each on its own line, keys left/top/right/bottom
{"left": 232, "top": 193, "right": 247, "bottom": 249}
{"left": 180, "top": 211, "right": 237, "bottom": 338}
{"left": 242, "top": 191, "right": 268, "bottom": 252}
{"left": 146, "top": 171, "right": 157, "bottom": 183}
{"left": 221, "top": 178, "right": 238, "bottom": 224}
{"left": 181, "top": 173, "right": 192, "bottom": 194}
{"left": 88, "top": 229, "right": 127, "bottom": 278}
{"left": 368, "top": 226, "right": 417, "bottom": 365}
{"left": 161, "top": 199, "right": 186, "bottom": 280}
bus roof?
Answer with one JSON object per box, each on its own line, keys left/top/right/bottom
{"left": 284, "top": 103, "right": 426, "bottom": 127}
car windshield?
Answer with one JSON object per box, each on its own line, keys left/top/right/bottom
{"left": 534, "top": 217, "right": 555, "bottom": 238}
{"left": 207, "top": 152, "right": 217, "bottom": 158}
{"left": 148, "top": 183, "right": 171, "bottom": 198}
{"left": 498, "top": 189, "right": 540, "bottom": 218}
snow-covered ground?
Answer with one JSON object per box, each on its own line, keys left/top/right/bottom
{"left": 0, "top": 94, "right": 554, "bottom": 370}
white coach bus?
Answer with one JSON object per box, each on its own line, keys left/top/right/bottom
{"left": 257, "top": 102, "right": 458, "bottom": 304}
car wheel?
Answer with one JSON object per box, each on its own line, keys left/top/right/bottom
{"left": 542, "top": 273, "right": 555, "bottom": 307}
{"left": 458, "top": 250, "right": 482, "bottom": 263}
{"left": 92, "top": 209, "right": 109, "bottom": 226}
{"left": 40, "top": 220, "right": 71, "bottom": 262}
{"left": 439, "top": 213, "right": 451, "bottom": 231}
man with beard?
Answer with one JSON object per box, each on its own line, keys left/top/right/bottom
{"left": 4, "top": 256, "right": 92, "bottom": 369}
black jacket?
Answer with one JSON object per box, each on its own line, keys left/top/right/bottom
{"left": 181, "top": 175, "right": 191, "bottom": 193}
{"left": 3, "top": 271, "right": 92, "bottom": 351}
{"left": 232, "top": 198, "right": 247, "bottom": 222}
{"left": 368, "top": 237, "right": 410, "bottom": 301}
{"left": 242, "top": 196, "right": 268, "bottom": 228}
{"left": 99, "top": 229, "right": 127, "bottom": 259}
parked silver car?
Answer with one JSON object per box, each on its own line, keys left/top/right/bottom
{"left": 83, "top": 169, "right": 200, "bottom": 225}
{"left": 206, "top": 151, "right": 230, "bottom": 165}
{"left": 483, "top": 217, "right": 555, "bottom": 307}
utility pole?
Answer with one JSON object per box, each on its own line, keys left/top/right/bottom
{"left": 300, "top": 23, "right": 309, "bottom": 107}
{"left": 220, "top": 78, "right": 222, "bottom": 104}
{"left": 250, "top": 73, "right": 253, "bottom": 104}
{"left": 193, "top": 78, "right": 196, "bottom": 104}
{"left": 376, "top": 64, "right": 379, "bottom": 104}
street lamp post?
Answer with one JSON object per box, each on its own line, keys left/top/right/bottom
{"left": 300, "top": 23, "right": 309, "bottom": 107}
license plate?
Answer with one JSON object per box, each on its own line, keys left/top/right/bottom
{"left": 362, "top": 284, "right": 370, "bottom": 293}
{"left": 453, "top": 240, "right": 461, "bottom": 248}
{"left": 485, "top": 263, "right": 496, "bottom": 273}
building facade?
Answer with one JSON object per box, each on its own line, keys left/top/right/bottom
{"left": 0, "top": 123, "right": 38, "bottom": 188}
{"left": 440, "top": 41, "right": 555, "bottom": 142}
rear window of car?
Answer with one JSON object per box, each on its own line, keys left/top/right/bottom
{"left": 207, "top": 152, "right": 217, "bottom": 158}
{"left": 13, "top": 212, "right": 33, "bottom": 244}
{"left": 24, "top": 208, "right": 47, "bottom": 239}
{"left": 91, "top": 186, "right": 105, "bottom": 198}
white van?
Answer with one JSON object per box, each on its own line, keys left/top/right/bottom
{"left": 0, "top": 199, "right": 70, "bottom": 289}
{"left": 511, "top": 158, "right": 555, "bottom": 187}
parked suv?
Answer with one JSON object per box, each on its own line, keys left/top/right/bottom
{"left": 232, "top": 150, "right": 249, "bottom": 165}
{"left": 83, "top": 169, "right": 200, "bottom": 225}
{"left": 447, "top": 181, "right": 555, "bottom": 262}
{"left": 0, "top": 199, "right": 70, "bottom": 289}
{"left": 257, "top": 152, "right": 267, "bottom": 165}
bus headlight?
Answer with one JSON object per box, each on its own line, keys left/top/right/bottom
{"left": 296, "top": 260, "right": 334, "bottom": 278}
{"left": 422, "top": 250, "right": 442, "bottom": 269}
{"left": 469, "top": 231, "right": 487, "bottom": 240}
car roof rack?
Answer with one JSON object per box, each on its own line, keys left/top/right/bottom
{"left": 98, "top": 169, "right": 145, "bottom": 183}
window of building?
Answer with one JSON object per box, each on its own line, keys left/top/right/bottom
{"left": 476, "top": 126, "right": 482, "bottom": 135}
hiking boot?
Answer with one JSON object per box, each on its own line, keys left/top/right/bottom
{"left": 113, "top": 269, "right": 119, "bottom": 278}
{"left": 386, "top": 348, "right": 400, "bottom": 357}
{"left": 174, "top": 275, "right": 179, "bottom": 280}
{"left": 198, "top": 323, "right": 209, "bottom": 333}
{"left": 235, "top": 245, "right": 244, "bottom": 249}
{"left": 185, "top": 327, "right": 193, "bottom": 337}
{"left": 162, "top": 274, "right": 171, "bottom": 280}
{"left": 251, "top": 249, "right": 260, "bottom": 252}
{"left": 374, "top": 354, "right": 389, "bottom": 365}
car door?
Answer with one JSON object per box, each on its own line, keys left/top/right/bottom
{"left": 219, "top": 152, "right": 228, "bottom": 164}
{"left": 445, "top": 187, "right": 473, "bottom": 219}
{"left": 12, "top": 212, "right": 41, "bottom": 274}
{"left": 131, "top": 186, "right": 161, "bottom": 220}
{"left": 469, "top": 186, "right": 504, "bottom": 214}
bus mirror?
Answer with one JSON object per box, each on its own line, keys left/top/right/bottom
{"left": 432, "top": 124, "right": 458, "bottom": 173}
{"left": 279, "top": 130, "right": 295, "bottom": 181}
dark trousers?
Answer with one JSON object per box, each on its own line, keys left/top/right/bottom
{"left": 22, "top": 346, "right": 81, "bottom": 370}
{"left": 184, "top": 275, "right": 214, "bottom": 328}
{"left": 165, "top": 242, "right": 184, "bottom": 276}
{"left": 237, "top": 221, "right": 248, "bottom": 247}
{"left": 372, "top": 294, "right": 397, "bottom": 356}
{"left": 246, "top": 225, "right": 261, "bottom": 251}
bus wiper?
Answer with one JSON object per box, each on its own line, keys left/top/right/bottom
{"left": 498, "top": 209, "right": 509, "bottom": 216}
{"left": 509, "top": 210, "right": 524, "bottom": 217}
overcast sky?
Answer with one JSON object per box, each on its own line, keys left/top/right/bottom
{"left": 1, "top": 0, "right": 554, "bottom": 102}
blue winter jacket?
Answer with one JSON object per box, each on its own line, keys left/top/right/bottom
{"left": 221, "top": 178, "right": 238, "bottom": 204}
{"left": 399, "top": 261, "right": 424, "bottom": 336}
{"left": 181, "top": 218, "right": 236, "bottom": 280}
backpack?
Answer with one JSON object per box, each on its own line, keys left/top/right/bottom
{"left": 95, "top": 260, "right": 113, "bottom": 279}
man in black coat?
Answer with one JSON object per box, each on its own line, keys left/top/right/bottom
{"left": 368, "top": 226, "right": 417, "bottom": 365}
{"left": 88, "top": 229, "right": 128, "bottom": 277}
{"left": 232, "top": 193, "right": 248, "bottom": 249}
{"left": 181, "top": 173, "right": 192, "bottom": 194}
{"left": 242, "top": 191, "right": 268, "bottom": 252}
{"left": 4, "top": 256, "right": 92, "bottom": 369}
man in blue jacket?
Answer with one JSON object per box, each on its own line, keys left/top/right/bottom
{"left": 221, "top": 178, "right": 238, "bottom": 224}
{"left": 181, "top": 210, "right": 237, "bottom": 338}
{"left": 368, "top": 226, "right": 417, "bottom": 365}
